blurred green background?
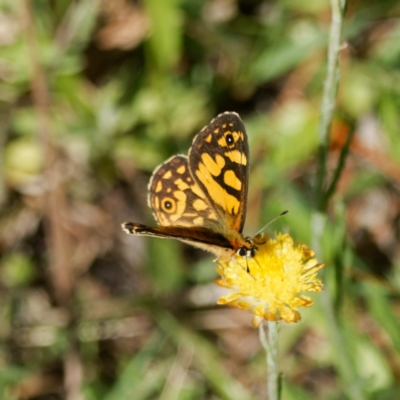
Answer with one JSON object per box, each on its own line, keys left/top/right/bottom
{"left": 1, "top": 0, "right": 400, "bottom": 399}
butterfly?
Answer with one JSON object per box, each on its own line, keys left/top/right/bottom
{"left": 121, "top": 112, "right": 258, "bottom": 261}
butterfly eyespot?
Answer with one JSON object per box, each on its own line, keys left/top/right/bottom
{"left": 161, "top": 198, "right": 176, "bottom": 213}
{"left": 226, "top": 134, "right": 234, "bottom": 145}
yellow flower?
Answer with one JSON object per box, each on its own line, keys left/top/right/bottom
{"left": 215, "top": 233, "right": 324, "bottom": 327}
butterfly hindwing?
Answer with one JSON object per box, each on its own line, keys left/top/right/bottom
{"left": 188, "top": 112, "right": 249, "bottom": 233}
{"left": 148, "top": 155, "right": 219, "bottom": 228}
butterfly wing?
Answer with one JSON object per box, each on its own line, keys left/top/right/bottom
{"left": 188, "top": 112, "right": 249, "bottom": 233}
{"left": 122, "top": 222, "right": 235, "bottom": 258}
{"left": 123, "top": 112, "right": 250, "bottom": 258}
{"left": 147, "top": 155, "right": 219, "bottom": 229}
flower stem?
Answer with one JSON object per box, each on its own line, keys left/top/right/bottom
{"left": 259, "top": 321, "right": 279, "bottom": 400}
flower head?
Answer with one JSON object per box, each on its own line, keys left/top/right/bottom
{"left": 215, "top": 233, "right": 324, "bottom": 327}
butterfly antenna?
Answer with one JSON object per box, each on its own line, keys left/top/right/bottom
{"left": 254, "top": 210, "right": 289, "bottom": 237}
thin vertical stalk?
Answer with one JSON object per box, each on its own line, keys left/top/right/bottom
{"left": 259, "top": 321, "right": 279, "bottom": 400}
{"left": 313, "top": 1, "right": 366, "bottom": 399}
{"left": 316, "top": 0, "right": 347, "bottom": 205}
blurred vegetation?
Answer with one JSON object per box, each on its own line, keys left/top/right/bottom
{"left": 1, "top": 0, "right": 400, "bottom": 399}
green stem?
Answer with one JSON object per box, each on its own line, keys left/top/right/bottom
{"left": 313, "top": 2, "right": 366, "bottom": 399}
{"left": 316, "top": 0, "right": 347, "bottom": 207}
{"left": 259, "top": 321, "right": 279, "bottom": 400}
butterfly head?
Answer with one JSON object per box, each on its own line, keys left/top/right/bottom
{"left": 237, "top": 237, "right": 257, "bottom": 258}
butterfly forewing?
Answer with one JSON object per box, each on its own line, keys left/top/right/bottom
{"left": 188, "top": 112, "right": 249, "bottom": 233}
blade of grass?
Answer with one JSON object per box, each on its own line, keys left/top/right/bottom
{"left": 321, "top": 123, "right": 355, "bottom": 210}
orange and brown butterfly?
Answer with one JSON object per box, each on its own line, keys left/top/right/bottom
{"left": 121, "top": 111, "right": 258, "bottom": 261}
